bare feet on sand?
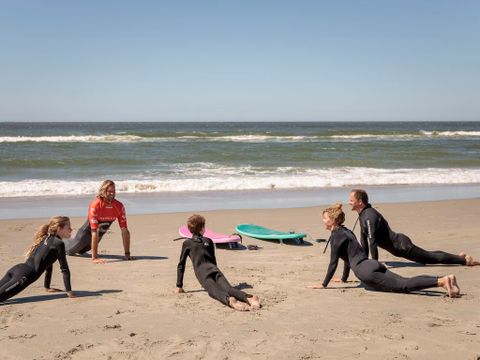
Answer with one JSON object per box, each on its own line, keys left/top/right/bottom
{"left": 439, "top": 275, "right": 460, "bottom": 298}
{"left": 247, "top": 295, "right": 261, "bottom": 310}
{"left": 229, "top": 297, "right": 250, "bottom": 311}
{"left": 465, "top": 255, "right": 480, "bottom": 266}
{"left": 448, "top": 275, "right": 460, "bottom": 297}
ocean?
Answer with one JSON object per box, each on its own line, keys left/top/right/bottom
{"left": 1, "top": 121, "right": 480, "bottom": 218}
{"left": 1, "top": 121, "right": 480, "bottom": 197}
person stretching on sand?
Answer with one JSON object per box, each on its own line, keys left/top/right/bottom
{"left": 0, "top": 216, "right": 75, "bottom": 303}
{"left": 175, "top": 214, "right": 261, "bottom": 311}
{"left": 349, "top": 189, "right": 480, "bottom": 266}
{"left": 308, "top": 204, "right": 460, "bottom": 297}
{"left": 65, "top": 180, "right": 132, "bottom": 264}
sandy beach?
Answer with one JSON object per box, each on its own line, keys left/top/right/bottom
{"left": 1, "top": 198, "right": 479, "bottom": 359}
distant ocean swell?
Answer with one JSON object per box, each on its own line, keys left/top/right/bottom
{"left": 1, "top": 130, "right": 480, "bottom": 143}
{"left": 2, "top": 167, "right": 480, "bottom": 198}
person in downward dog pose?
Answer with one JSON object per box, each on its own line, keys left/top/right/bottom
{"left": 175, "top": 214, "right": 261, "bottom": 311}
{"left": 0, "top": 216, "right": 75, "bottom": 303}
{"left": 308, "top": 204, "right": 460, "bottom": 298}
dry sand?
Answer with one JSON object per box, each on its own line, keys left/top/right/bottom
{"left": 1, "top": 198, "right": 479, "bottom": 359}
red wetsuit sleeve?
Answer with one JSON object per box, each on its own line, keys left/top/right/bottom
{"left": 114, "top": 200, "right": 128, "bottom": 229}
{"left": 88, "top": 198, "right": 101, "bottom": 231}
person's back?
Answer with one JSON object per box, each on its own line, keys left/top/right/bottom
{"left": 179, "top": 235, "right": 219, "bottom": 286}
{"left": 26, "top": 235, "right": 69, "bottom": 278}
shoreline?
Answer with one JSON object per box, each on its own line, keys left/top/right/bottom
{"left": 1, "top": 183, "right": 480, "bottom": 220}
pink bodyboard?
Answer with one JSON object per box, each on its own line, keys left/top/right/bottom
{"left": 178, "top": 226, "right": 241, "bottom": 244}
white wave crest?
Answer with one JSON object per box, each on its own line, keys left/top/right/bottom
{"left": 1, "top": 167, "right": 480, "bottom": 197}
{"left": 0, "top": 135, "right": 145, "bottom": 143}
{"left": 420, "top": 130, "right": 480, "bottom": 137}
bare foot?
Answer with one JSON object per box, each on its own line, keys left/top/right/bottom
{"left": 439, "top": 276, "right": 453, "bottom": 297}
{"left": 247, "top": 295, "right": 261, "bottom": 310}
{"left": 307, "top": 284, "right": 325, "bottom": 289}
{"left": 229, "top": 297, "right": 250, "bottom": 311}
{"left": 459, "top": 252, "right": 466, "bottom": 258}
{"left": 448, "top": 275, "right": 460, "bottom": 297}
{"left": 465, "top": 255, "right": 480, "bottom": 266}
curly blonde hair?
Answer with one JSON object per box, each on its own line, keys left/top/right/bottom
{"left": 323, "top": 203, "right": 345, "bottom": 226}
{"left": 25, "top": 216, "right": 70, "bottom": 258}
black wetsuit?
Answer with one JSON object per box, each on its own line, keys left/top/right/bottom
{"left": 176, "top": 234, "right": 251, "bottom": 306}
{"left": 358, "top": 204, "right": 466, "bottom": 265}
{"left": 65, "top": 220, "right": 111, "bottom": 255}
{"left": 322, "top": 226, "right": 439, "bottom": 293}
{"left": 0, "top": 235, "right": 72, "bottom": 303}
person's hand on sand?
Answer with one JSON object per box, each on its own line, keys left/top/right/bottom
{"left": 92, "top": 258, "right": 106, "bottom": 264}
{"left": 175, "top": 287, "right": 185, "bottom": 294}
{"left": 307, "top": 284, "right": 325, "bottom": 289}
{"left": 45, "top": 287, "right": 62, "bottom": 292}
{"left": 67, "top": 291, "right": 76, "bottom": 298}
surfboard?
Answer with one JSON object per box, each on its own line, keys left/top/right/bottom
{"left": 178, "top": 226, "right": 242, "bottom": 249}
{"left": 235, "top": 224, "right": 306, "bottom": 244}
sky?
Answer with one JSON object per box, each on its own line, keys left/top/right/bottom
{"left": 1, "top": 1, "right": 479, "bottom": 122}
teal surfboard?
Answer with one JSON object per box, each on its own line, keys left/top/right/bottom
{"left": 235, "top": 224, "right": 306, "bottom": 244}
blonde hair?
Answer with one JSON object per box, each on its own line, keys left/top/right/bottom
{"left": 97, "top": 179, "right": 115, "bottom": 199}
{"left": 323, "top": 203, "right": 345, "bottom": 226}
{"left": 25, "top": 216, "right": 70, "bottom": 258}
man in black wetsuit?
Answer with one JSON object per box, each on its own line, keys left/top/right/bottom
{"left": 175, "top": 214, "right": 261, "bottom": 311}
{"left": 349, "top": 189, "right": 474, "bottom": 266}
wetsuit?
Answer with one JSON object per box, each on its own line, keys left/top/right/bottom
{"left": 322, "top": 226, "right": 438, "bottom": 293}
{"left": 0, "top": 235, "right": 72, "bottom": 302}
{"left": 176, "top": 234, "right": 251, "bottom": 306}
{"left": 358, "top": 204, "right": 466, "bottom": 265}
{"left": 65, "top": 197, "right": 127, "bottom": 255}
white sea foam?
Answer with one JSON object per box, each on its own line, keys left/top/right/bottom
{"left": 1, "top": 167, "right": 479, "bottom": 198}
{"left": 0, "top": 135, "right": 145, "bottom": 143}
{"left": 1, "top": 130, "right": 479, "bottom": 143}
{"left": 420, "top": 130, "right": 480, "bottom": 137}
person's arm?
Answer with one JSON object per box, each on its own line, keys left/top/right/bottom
{"left": 121, "top": 228, "right": 132, "bottom": 260}
{"left": 341, "top": 261, "right": 350, "bottom": 283}
{"left": 44, "top": 264, "right": 53, "bottom": 290}
{"left": 322, "top": 243, "right": 340, "bottom": 288}
{"left": 88, "top": 200, "right": 105, "bottom": 263}
{"left": 176, "top": 242, "right": 190, "bottom": 289}
{"left": 365, "top": 213, "right": 379, "bottom": 260}
{"left": 359, "top": 227, "right": 369, "bottom": 258}
{"left": 56, "top": 241, "right": 74, "bottom": 297}
{"left": 116, "top": 202, "right": 132, "bottom": 260}
{"left": 91, "top": 231, "right": 105, "bottom": 263}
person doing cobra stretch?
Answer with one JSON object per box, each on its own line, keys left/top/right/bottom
{"left": 175, "top": 214, "right": 261, "bottom": 311}
{"left": 0, "top": 216, "right": 75, "bottom": 303}
{"left": 349, "top": 189, "right": 480, "bottom": 266}
{"left": 308, "top": 204, "right": 460, "bottom": 298}
{"left": 65, "top": 180, "right": 132, "bottom": 264}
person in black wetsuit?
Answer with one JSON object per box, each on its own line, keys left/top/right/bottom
{"left": 308, "top": 204, "right": 460, "bottom": 297}
{"left": 349, "top": 189, "right": 480, "bottom": 266}
{"left": 0, "top": 216, "right": 75, "bottom": 303}
{"left": 175, "top": 214, "right": 261, "bottom": 311}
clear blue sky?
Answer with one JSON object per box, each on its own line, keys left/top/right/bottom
{"left": 1, "top": 1, "right": 479, "bottom": 122}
